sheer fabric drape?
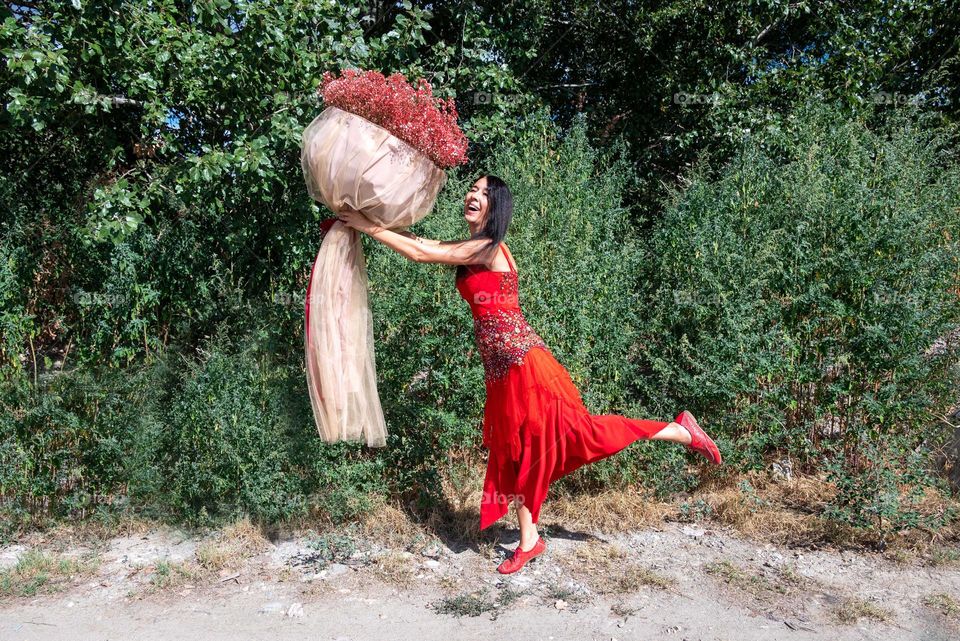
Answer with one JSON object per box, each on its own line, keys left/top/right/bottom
{"left": 301, "top": 106, "right": 447, "bottom": 446}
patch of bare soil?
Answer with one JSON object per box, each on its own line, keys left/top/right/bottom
{"left": 2, "top": 504, "right": 959, "bottom": 641}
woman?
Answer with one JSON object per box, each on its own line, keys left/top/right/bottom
{"left": 336, "top": 175, "right": 722, "bottom": 574}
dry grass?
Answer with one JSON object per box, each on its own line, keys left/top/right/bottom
{"left": 133, "top": 515, "right": 271, "bottom": 598}
{"left": 671, "top": 471, "right": 960, "bottom": 554}
{"left": 558, "top": 539, "right": 675, "bottom": 595}
{"left": 314, "top": 459, "right": 960, "bottom": 559}
{"left": 546, "top": 486, "right": 677, "bottom": 533}
{"left": 830, "top": 596, "right": 894, "bottom": 625}
{"left": 438, "top": 573, "right": 463, "bottom": 591}
{"left": 371, "top": 550, "right": 417, "bottom": 586}
{"left": 704, "top": 559, "right": 812, "bottom": 602}
{"left": 926, "top": 545, "right": 960, "bottom": 567}
{"left": 146, "top": 558, "right": 199, "bottom": 592}
{"left": 359, "top": 501, "right": 434, "bottom": 551}
{"left": 195, "top": 516, "right": 271, "bottom": 573}
{"left": 691, "top": 472, "right": 857, "bottom": 547}
{"left": 882, "top": 548, "right": 913, "bottom": 565}
{"left": 432, "top": 459, "right": 879, "bottom": 550}
{"left": 15, "top": 513, "right": 158, "bottom": 552}
{"left": 0, "top": 548, "right": 101, "bottom": 599}
{"left": 347, "top": 455, "right": 488, "bottom": 552}
{"left": 922, "top": 593, "right": 960, "bottom": 619}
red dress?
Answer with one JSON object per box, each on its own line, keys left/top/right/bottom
{"left": 456, "top": 244, "right": 671, "bottom": 530}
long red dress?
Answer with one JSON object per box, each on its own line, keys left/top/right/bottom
{"left": 456, "top": 243, "right": 671, "bottom": 530}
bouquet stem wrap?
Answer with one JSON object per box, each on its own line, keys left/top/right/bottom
{"left": 302, "top": 106, "right": 448, "bottom": 446}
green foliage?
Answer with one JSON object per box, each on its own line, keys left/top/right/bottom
{"left": 304, "top": 525, "right": 361, "bottom": 567}
{"left": 2, "top": 3, "right": 959, "bottom": 538}
{"left": 0, "top": 364, "right": 145, "bottom": 529}
{"left": 677, "top": 498, "right": 714, "bottom": 523}
{"left": 470, "top": 1, "right": 960, "bottom": 214}
{"left": 636, "top": 100, "right": 960, "bottom": 520}
{"left": 4, "top": 110, "right": 643, "bottom": 527}
{"left": 0, "top": 0, "right": 533, "bottom": 376}
{"left": 136, "top": 327, "right": 310, "bottom": 526}
{"left": 821, "top": 428, "right": 960, "bottom": 544}
{"left": 306, "top": 452, "right": 388, "bottom": 525}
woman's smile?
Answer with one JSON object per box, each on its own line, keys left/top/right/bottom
{"left": 464, "top": 177, "right": 489, "bottom": 225}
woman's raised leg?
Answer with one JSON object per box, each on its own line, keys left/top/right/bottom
{"left": 651, "top": 421, "right": 692, "bottom": 444}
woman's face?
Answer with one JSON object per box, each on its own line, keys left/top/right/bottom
{"left": 463, "top": 177, "right": 489, "bottom": 227}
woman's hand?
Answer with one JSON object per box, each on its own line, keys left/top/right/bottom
{"left": 336, "top": 205, "right": 382, "bottom": 235}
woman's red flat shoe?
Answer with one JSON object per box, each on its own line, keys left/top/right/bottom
{"left": 497, "top": 536, "right": 546, "bottom": 574}
{"left": 676, "top": 410, "right": 722, "bottom": 465}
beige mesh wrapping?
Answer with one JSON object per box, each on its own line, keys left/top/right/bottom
{"left": 301, "top": 106, "right": 448, "bottom": 446}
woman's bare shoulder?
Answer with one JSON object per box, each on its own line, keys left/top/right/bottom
{"left": 483, "top": 241, "right": 512, "bottom": 271}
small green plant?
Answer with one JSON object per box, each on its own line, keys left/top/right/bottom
{"left": 433, "top": 585, "right": 529, "bottom": 620}
{"left": 305, "top": 527, "right": 361, "bottom": 567}
{"left": 433, "top": 588, "right": 499, "bottom": 618}
{"left": 927, "top": 546, "right": 960, "bottom": 567}
{"left": 704, "top": 560, "right": 808, "bottom": 600}
{"left": 822, "top": 438, "right": 954, "bottom": 542}
{"left": 149, "top": 558, "right": 197, "bottom": 590}
{"left": 542, "top": 581, "right": 590, "bottom": 604}
{"left": 495, "top": 585, "right": 526, "bottom": 609}
{"left": 678, "top": 498, "right": 713, "bottom": 522}
{"left": 0, "top": 548, "right": 100, "bottom": 598}
{"left": 611, "top": 601, "right": 640, "bottom": 618}
{"left": 738, "top": 479, "right": 770, "bottom": 511}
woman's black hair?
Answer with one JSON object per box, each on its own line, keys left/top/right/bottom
{"left": 455, "top": 174, "right": 513, "bottom": 279}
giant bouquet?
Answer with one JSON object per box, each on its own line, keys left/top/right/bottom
{"left": 302, "top": 69, "right": 468, "bottom": 447}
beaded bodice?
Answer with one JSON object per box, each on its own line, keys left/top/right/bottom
{"left": 455, "top": 246, "right": 548, "bottom": 383}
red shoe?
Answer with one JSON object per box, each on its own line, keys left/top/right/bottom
{"left": 497, "top": 536, "right": 546, "bottom": 574}
{"left": 675, "top": 410, "right": 722, "bottom": 465}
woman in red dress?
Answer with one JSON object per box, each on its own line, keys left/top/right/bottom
{"left": 335, "top": 175, "right": 722, "bottom": 574}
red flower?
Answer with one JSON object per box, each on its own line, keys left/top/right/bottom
{"left": 318, "top": 69, "right": 469, "bottom": 169}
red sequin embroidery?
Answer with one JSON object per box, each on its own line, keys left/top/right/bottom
{"left": 473, "top": 308, "right": 548, "bottom": 382}
{"left": 464, "top": 271, "right": 547, "bottom": 382}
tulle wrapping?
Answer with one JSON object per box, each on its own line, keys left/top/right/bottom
{"left": 301, "top": 106, "right": 448, "bottom": 446}
{"left": 304, "top": 221, "right": 385, "bottom": 446}
{"left": 301, "top": 106, "right": 448, "bottom": 226}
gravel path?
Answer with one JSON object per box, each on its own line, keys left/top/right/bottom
{"left": 1, "top": 521, "right": 958, "bottom": 640}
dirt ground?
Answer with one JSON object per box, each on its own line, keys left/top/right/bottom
{"left": 1, "top": 513, "right": 959, "bottom": 641}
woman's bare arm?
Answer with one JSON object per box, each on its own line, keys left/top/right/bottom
{"left": 335, "top": 206, "right": 498, "bottom": 265}
{"left": 395, "top": 230, "right": 441, "bottom": 246}
{"left": 368, "top": 227, "right": 498, "bottom": 265}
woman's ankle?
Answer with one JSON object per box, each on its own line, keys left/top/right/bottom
{"left": 670, "top": 421, "right": 692, "bottom": 445}
{"left": 518, "top": 533, "right": 540, "bottom": 550}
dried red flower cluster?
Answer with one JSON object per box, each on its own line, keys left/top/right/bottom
{"left": 319, "top": 68, "right": 469, "bottom": 169}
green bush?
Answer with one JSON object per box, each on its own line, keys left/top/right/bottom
{"left": 822, "top": 435, "right": 958, "bottom": 538}
{"left": 5, "top": 91, "right": 959, "bottom": 537}
{"left": 0, "top": 365, "right": 143, "bottom": 532}
{"left": 137, "top": 327, "right": 309, "bottom": 525}
{"left": 636, "top": 100, "right": 960, "bottom": 491}
{"left": 0, "top": 0, "right": 529, "bottom": 378}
